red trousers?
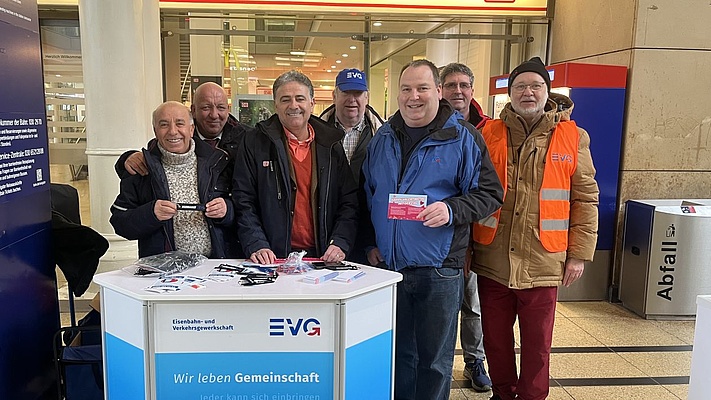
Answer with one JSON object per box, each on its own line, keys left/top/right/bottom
{"left": 477, "top": 275, "right": 557, "bottom": 400}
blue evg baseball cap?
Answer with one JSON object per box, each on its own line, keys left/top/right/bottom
{"left": 335, "top": 68, "right": 368, "bottom": 91}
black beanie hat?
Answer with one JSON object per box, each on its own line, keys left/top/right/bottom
{"left": 508, "top": 56, "right": 551, "bottom": 95}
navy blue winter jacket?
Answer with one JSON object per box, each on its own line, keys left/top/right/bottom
{"left": 110, "top": 139, "right": 234, "bottom": 258}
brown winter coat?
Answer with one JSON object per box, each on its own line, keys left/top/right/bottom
{"left": 471, "top": 93, "right": 599, "bottom": 289}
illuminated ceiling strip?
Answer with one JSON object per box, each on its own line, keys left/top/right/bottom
{"left": 161, "top": 0, "right": 547, "bottom": 12}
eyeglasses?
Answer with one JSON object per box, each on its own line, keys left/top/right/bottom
{"left": 443, "top": 82, "right": 472, "bottom": 91}
{"left": 511, "top": 83, "right": 546, "bottom": 93}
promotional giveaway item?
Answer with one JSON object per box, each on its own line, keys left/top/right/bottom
{"left": 205, "top": 263, "right": 278, "bottom": 286}
{"left": 145, "top": 275, "right": 207, "bottom": 293}
{"left": 333, "top": 270, "right": 366, "bottom": 283}
{"left": 387, "top": 194, "right": 427, "bottom": 221}
{"left": 122, "top": 251, "right": 206, "bottom": 277}
{"left": 277, "top": 250, "right": 314, "bottom": 274}
{"left": 206, "top": 263, "right": 277, "bottom": 283}
{"left": 302, "top": 269, "right": 339, "bottom": 284}
{"left": 310, "top": 261, "right": 359, "bottom": 270}
{"left": 175, "top": 203, "right": 206, "bottom": 212}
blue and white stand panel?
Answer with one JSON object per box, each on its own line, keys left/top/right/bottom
{"left": 689, "top": 295, "right": 711, "bottom": 400}
{"left": 94, "top": 261, "right": 402, "bottom": 400}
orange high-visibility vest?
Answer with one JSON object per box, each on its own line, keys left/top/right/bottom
{"left": 473, "top": 119, "right": 579, "bottom": 253}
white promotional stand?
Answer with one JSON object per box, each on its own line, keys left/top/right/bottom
{"left": 93, "top": 260, "right": 402, "bottom": 400}
{"left": 688, "top": 295, "right": 711, "bottom": 399}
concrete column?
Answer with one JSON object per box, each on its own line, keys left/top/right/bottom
{"left": 189, "top": 16, "right": 223, "bottom": 99}
{"left": 426, "top": 27, "right": 460, "bottom": 68}
{"left": 368, "top": 67, "right": 386, "bottom": 118}
{"left": 78, "top": 0, "right": 163, "bottom": 273}
{"left": 229, "top": 17, "right": 251, "bottom": 98}
{"left": 385, "top": 57, "right": 408, "bottom": 117}
{"left": 552, "top": 0, "right": 711, "bottom": 292}
{"left": 163, "top": 19, "right": 182, "bottom": 101}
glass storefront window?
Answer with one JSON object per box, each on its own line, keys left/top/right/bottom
{"left": 41, "top": 17, "right": 88, "bottom": 185}
{"left": 160, "top": 11, "right": 549, "bottom": 120}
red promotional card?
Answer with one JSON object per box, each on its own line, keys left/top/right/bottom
{"left": 387, "top": 194, "right": 427, "bottom": 221}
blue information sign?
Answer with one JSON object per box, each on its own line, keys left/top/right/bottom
{"left": 0, "top": 1, "right": 57, "bottom": 399}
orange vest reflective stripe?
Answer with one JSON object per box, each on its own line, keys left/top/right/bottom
{"left": 473, "top": 120, "right": 507, "bottom": 245}
{"left": 473, "top": 120, "right": 579, "bottom": 253}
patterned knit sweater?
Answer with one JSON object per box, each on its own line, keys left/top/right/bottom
{"left": 158, "top": 140, "right": 212, "bottom": 257}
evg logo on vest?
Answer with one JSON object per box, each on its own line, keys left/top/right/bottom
{"left": 551, "top": 152, "right": 573, "bottom": 163}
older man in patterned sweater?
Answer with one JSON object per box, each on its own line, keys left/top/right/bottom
{"left": 110, "top": 101, "right": 234, "bottom": 258}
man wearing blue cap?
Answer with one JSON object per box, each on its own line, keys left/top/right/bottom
{"left": 320, "top": 68, "right": 384, "bottom": 185}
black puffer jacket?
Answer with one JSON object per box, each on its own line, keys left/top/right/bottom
{"left": 110, "top": 139, "right": 234, "bottom": 258}
{"left": 232, "top": 114, "right": 359, "bottom": 258}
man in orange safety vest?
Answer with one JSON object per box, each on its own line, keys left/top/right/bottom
{"left": 471, "top": 57, "right": 599, "bottom": 400}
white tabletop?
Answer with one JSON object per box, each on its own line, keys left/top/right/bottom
{"left": 697, "top": 295, "right": 711, "bottom": 308}
{"left": 94, "top": 259, "right": 402, "bottom": 302}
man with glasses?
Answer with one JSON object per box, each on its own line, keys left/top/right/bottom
{"left": 441, "top": 63, "right": 490, "bottom": 129}
{"left": 440, "top": 62, "right": 493, "bottom": 393}
{"left": 471, "top": 57, "right": 599, "bottom": 400}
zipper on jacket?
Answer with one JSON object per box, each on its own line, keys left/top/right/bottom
{"left": 270, "top": 161, "right": 282, "bottom": 200}
{"left": 391, "top": 219, "right": 399, "bottom": 270}
{"left": 530, "top": 147, "right": 538, "bottom": 186}
{"left": 204, "top": 153, "right": 224, "bottom": 256}
{"left": 162, "top": 225, "right": 175, "bottom": 252}
{"left": 322, "top": 146, "right": 334, "bottom": 246}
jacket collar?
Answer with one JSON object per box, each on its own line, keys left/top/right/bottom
{"left": 319, "top": 104, "right": 384, "bottom": 133}
{"left": 500, "top": 92, "right": 575, "bottom": 134}
{"left": 469, "top": 98, "right": 491, "bottom": 129}
{"left": 259, "top": 113, "right": 345, "bottom": 147}
{"left": 192, "top": 113, "right": 244, "bottom": 140}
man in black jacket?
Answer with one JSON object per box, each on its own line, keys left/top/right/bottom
{"left": 115, "top": 83, "right": 250, "bottom": 257}
{"left": 232, "top": 70, "right": 358, "bottom": 264}
{"left": 318, "top": 68, "right": 384, "bottom": 186}
{"left": 117, "top": 82, "right": 248, "bottom": 177}
{"left": 319, "top": 68, "right": 385, "bottom": 264}
{"left": 110, "top": 101, "right": 233, "bottom": 258}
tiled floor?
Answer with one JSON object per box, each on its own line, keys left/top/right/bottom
{"left": 450, "top": 301, "right": 693, "bottom": 399}
{"left": 51, "top": 165, "right": 694, "bottom": 400}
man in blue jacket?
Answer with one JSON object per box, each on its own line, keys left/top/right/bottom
{"left": 362, "top": 59, "right": 503, "bottom": 400}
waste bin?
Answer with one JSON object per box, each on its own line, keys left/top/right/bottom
{"left": 619, "top": 199, "right": 711, "bottom": 319}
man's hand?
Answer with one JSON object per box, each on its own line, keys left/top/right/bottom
{"left": 250, "top": 248, "right": 276, "bottom": 264}
{"left": 125, "top": 152, "right": 149, "bottom": 176}
{"left": 205, "top": 198, "right": 227, "bottom": 219}
{"left": 418, "top": 201, "right": 450, "bottom": 228}
{"left": 154, "top": 200, "right": 177, "bottom": 221}
{"left": 562, "top": 258, "right": 585, "bottom": 287}
{"left": 367, "top": 247, "right": 384, "bottom": 266}
{"left": 322, "top": 244, "right": 346, "bottom": 262}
